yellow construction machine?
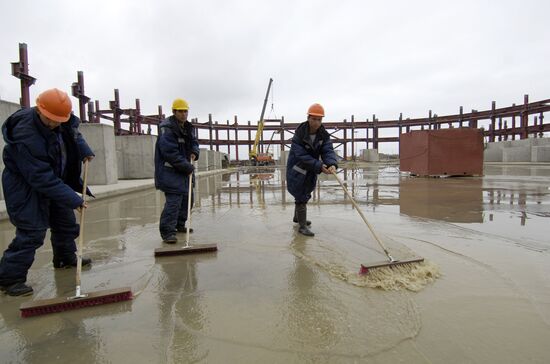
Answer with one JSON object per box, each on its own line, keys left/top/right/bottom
{"left": 249, "top": 78, "right": 274, "bottom": 166}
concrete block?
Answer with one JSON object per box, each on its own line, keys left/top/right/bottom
{"left": 206, "top": 150, "right": 216, "bottom": 170}
{"left": 197, "top": 148, "right": 209, "bottom": 172}
{"left": 215, "top": 152, "right": 222, "bottom": 169}
{"left": 221, "top": 153, "right": 229, "bottom": 168}
{"left": 207, "top": 151, "right": 222, "bottom": 169}
{"left": 116, "top": 135, "right": 156, "bottom": 179}
{"left": 362, "top": 149, "right": 379, "bottom": 162}
{"left": 79, "top": 123, "right": 118, "bottom": 185}
{"left": 279, "top": 150, "right": 290, "bottom": 166}
{"left": 502, "top": 146, "right": 531, "bottom": 162}
{"left": 484, "top": 142, "right": 507, "bottom": 162}
{"left": 532, "top": 146, "right": 550, "bottom": 162}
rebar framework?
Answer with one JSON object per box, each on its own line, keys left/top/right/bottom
{"left": 11, "top": 44, "right": 550, "bottom": 160}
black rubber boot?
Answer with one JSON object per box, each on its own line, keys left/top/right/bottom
{"left": 162, "top": 235, "right": 178, "bottom": 244}
{"left": 296, "top": 203, "right": 314, "bottom": 236}
{"left": 293, "top": 204, "right": 311, "bottom": 226}
{"left": 0, "top": 282, "right": 33, "bottom": 296}
{"left": 53, "top": 257, "right": 92, "bottom": 269}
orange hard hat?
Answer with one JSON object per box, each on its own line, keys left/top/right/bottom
{"left": 307, "top": 103, "right": 325, "bottom": 117}
{"left": 36, "top": 88, "right": 72, "bottom": 123}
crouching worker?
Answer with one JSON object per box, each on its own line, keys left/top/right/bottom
{"left": 0, "top": 88, "right": 95, "bottom": 296}
{"left": 286, "top": 103, "right": 338, "bottom": 236}
{"left": 154, "top": 98, "right": 199, "bottom": 244}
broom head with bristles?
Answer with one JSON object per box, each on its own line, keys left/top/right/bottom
{"left": 154, "top": 244, "right": 217, "bottom": 257}
{"left": 359, "top": 257, "right": 425, "bottom": 275}
{"left": 20, "top": 287, "right": 132, "bottom": 318}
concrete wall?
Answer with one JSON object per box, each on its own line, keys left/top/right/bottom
{"left": 532, "top": 146, "right": 550, "bottom": 162}
{"left": 484, "top": 141, "right": 511, "bottom": 162}
{"left": 0, "top": 100, "right": 21, "bottom": 199}
{"left": 484, "top": 138, "right": 550, "bottom": 162}
{"left": 116, "top": 135, "right": 156, "bottom": 179}
{"left": 0, "top": 100, "right": 20, "bottom": 124}
{"left": 502, "top": 146, "right": 532, "bottom": 162}
{"left": 79, "top": 123, "right": 118, "bottom": 185}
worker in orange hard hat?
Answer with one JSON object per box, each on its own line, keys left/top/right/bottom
{"left": 0, "top": 88, "right": 95, "bottom": 296}
{"left": 154, "top": 98, "right": 200, "bottom": 244}
{"left": 286, "top": 103, "right": 338, "bottom": 236}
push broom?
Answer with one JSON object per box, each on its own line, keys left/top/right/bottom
{"left": 154, "top": 169, "right": 217, "bottom": 257}
{"left": 331, "top": 170, "right": 424, "bottom": 274}
{"left": 20, "top": 160, "right": 132, "bottom": 318}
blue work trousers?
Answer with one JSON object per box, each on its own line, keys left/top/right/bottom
{"left": 0, "top": 201, "right": 79, "bottom": 285}
{"left": 159, "top": 192, "right": 193, "bottom": 239}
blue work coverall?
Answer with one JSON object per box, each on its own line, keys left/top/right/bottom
{"left": 0, "top": 107, "right": 94, "bottom": 286}
{"left": 286, "top": 121, "right": 338, "bottom": 203}
{"left": 154, "top": 116, "right": 200, "bottom": 239}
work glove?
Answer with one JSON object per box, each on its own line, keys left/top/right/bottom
{"left": 182, "top": 162, "right": 195, "bottom": 175}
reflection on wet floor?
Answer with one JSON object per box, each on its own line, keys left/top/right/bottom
{"left": 197, "top": 164, "right": 550, "bottom": 235}
{"left": 0, "top": 163, "right": 549, "bottom": 363}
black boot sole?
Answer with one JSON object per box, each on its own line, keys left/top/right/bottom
{"left": 298, "top": 228, "right": 315, "bottom": 237}
{"left": 0, "top": 285, "right": 33, "bottom": 296}
{"left": 5, "top": 289, "right": 33, "bottom": 297}
{"left": 53, "top": 260, "right": 92, "bottom": 269}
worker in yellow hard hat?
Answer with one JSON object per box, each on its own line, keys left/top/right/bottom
{"left": 286, "top": 103, "right": 338, "bottom": 236}
{"left": 0, "top": 88, "right": 95, "bottom": 296}
{"left": 154, "top": 98, "right": 200, "bottom": 244}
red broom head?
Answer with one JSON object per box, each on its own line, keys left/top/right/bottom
{"left": 21, "top": 290, "right": 132, "bottom": 318}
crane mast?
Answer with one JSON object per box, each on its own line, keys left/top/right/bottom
{"left": 249, "top": 78, "right": 273, "bottom": 165}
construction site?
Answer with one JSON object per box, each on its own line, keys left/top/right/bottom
{"left": 0, "top": 43, "right": 550, "bottom": 363}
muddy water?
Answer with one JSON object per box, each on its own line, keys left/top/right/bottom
{"left": 1, "top": 164, "right": 549, "bottom": 363}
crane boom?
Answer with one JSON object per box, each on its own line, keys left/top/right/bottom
{"left": 250, "top": 78, "right": 273, "bottom": 162}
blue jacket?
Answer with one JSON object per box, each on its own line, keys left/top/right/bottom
{"left": 2, "top": 107, "right": 95, "bottom": 230}
{"left": 286, "top": 121, "right": 338, "bottom": 202}
{"left": 154, "top": 116, "right": 200, "bottom": 194}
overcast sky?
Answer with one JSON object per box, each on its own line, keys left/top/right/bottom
{"left": 1, "top": 0, "right": 549, "bottom": 154}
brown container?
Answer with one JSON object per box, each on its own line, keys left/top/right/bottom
{"left": 400, "top": 128, "right": 484, "bottom": 176}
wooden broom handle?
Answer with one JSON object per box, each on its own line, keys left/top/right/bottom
{"left": 185, "top": 171, "right": 193, "bottom": 247}
{"left": 76, "top": 159, "right": 89, "bottom": 288}
{"left": 331, "top": 170, "right": 393, "bottom": 260}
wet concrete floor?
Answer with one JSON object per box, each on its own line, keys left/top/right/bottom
{"left": 1, "top": 163, "right": 549, "bottom": 363}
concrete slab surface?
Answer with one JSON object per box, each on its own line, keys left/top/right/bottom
{"left": 1, "top": 163, "right": 549, "bottom": 363}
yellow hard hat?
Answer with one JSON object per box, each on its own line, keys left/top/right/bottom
{"left": 172, "top": 98, "right": 189, "bottom": 111}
